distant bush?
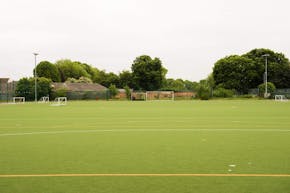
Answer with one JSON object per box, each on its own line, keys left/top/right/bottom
{"left": 108, "top": 84, "right": 119, "bottom": 99}
{"left": 196, "top": 84, "right": 211, "bottom": 100}
{"left": 51, "top": 88, "right": 67, "bottom": 99}
{"left": 213, "top": 87, "right": 234, "bottom": 98}
{"left": 258, "top": 82, "right": 276, "bottom": 98}
{"left": 124, "top": 86, "right": 131, "bottom": 100}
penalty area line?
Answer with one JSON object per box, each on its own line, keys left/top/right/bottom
{"left": 0, "top": 174, "right": 290, "bottom": 178}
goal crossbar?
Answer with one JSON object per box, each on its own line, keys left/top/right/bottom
{"left": 12, "top": 97, "right": 25, "bottom": 104}
{"left": 51, "top": 97, "right": 67, "bottom": 106}
{"left": 274, "top": 95, "right": 288, "bottom": 102}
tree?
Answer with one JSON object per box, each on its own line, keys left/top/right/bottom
{"left": 108, "top": 84, "right": 118, "bottom": 98}
{"left": 15, "top": 77, "right": 51, "bottom": 101}
{"left": 15, "top": 78, "right": 32, "bottom": 100}
{"left": 119, "top": 70, "right": 133, "bottom": 88}
{"left": 66, "top": 76, "right": 93, "bottom": 83}
{"left": 196, "top": 79, "right": 211, "bottom": 100}
{"left": 37, "top": 77, "right": 52, "bottom": 98}
{"left": 124, "top": 85, "right": 131, "bottom": 100}
{"left": 131, "top": 55, "right": 167, "bottom": 91}
{"left": 243, "top": 48, "right": 290, "bottom": 88}
{"left": 213, "top": 55, "right": 257, "bottom": 93}
{"left": 55, "top": 59, "right": 90, "bottom": 82}
{"left": 162, "top": 78, "right": 186, "bottom": 91}
{"left": 184, "top": 80, "right": 196, "bottom": 91}
{"left": 35, "top": 61, "right": 60, "bottom": 82}
{"left": 258, "top": 82, "right": 276, "bottom": 98}
{"left": 93, "top": 71, "right": 120, "bottom": 87}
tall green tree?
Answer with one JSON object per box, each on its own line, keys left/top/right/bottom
{"left": 119, "top": 70, "right": 133, "bottom": 88}
{"left": 162, "top": 78, "right": 186, "bottom": 91}
{"left": 55, "top": 59, "right": 90, "bottom": 82}
{"left": 213, "top": 55, "right": 257, "bottom": 93}
{"left": 243, "top": 48, "right": 290, "bottom": 88}
{"left": 15, "top": 78, "right": 32, "bottom": 100}
{"left": 131, "top": 55, "right": 167, "bottom": 91}
{"left": 15, "top": 77, "right": 51, "bottom": 101}
{"left": 35, "top": 61, "right": 60, "bottom": 82}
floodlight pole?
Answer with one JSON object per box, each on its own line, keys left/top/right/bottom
{"left": 262, "top": 54, "right": 269, "bottom": 98}
{"left": 33, "top": 53, "right": 39, "bottom": 102}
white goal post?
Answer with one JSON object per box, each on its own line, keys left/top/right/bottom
{"left": 12, "top": 97, "right": 25, "bottom": 104}
{"left": 274, "top": 95, "right": 288, "bottom": 102}
{"left": 146, "top": 91, "right": 174, "bottom": 101}
{"left": 38, "top": 96, "right": 50, "bottom": 103}
{"left": 51, "top": 97, "right": 67, "bottom": 106}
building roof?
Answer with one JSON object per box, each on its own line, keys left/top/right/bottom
{"left": 51, "top": 82, "right": 107, "bottom": 91}
{"left": 0, "top": 78, "right": 9, "bottom": 84}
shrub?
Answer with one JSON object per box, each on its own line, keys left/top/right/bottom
{"left": 258, "top": 82, "right": 276, "bottom": 98}
{"left": 109, "top": 84, "right": 119, "bottom": 99}
{"left": 124, "top": 86, "right": 131, "bottom": 100}
{"left": 51, "top": 88, "right": 67, "bottom": 99}
{"left": 213, "top": 87, "right": 234, "bottom": 98}
{"left": 196, "top": 84, "right": 211, "bottom": 100}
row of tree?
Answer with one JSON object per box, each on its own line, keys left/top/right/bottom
{"left": 16, "top": 48, "right": 290, "bottom": 100}
{"left": 193, "top": 48, "right": 290, "bottom": 99}
{"left": 212, "top": 48, "right": 290, "bottom": 93}
{"left": 35, "top": 55, "right": 196, "bottom": 92}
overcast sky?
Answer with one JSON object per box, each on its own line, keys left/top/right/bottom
{"left": 1, "top": 0, "right": 289, "bottom": 82}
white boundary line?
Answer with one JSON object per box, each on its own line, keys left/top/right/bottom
{"left": 0, "top": 173, "right": 290, "bottom": 178}
{"left": 1, "top": 128, "right": 290, "bottom": 137}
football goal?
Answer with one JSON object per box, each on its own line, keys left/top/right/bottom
{"left": 12, "top": 97, "right": 25, "bottom": 104}
{"left": 146, "top": 91, "right": 174, "bottom": 101}
{"left": 51, "top": 97, "right": 67, "bottom": 106}
{"left": 274, "top": 95, "right": 288, "bottom": 102}
{"left": 38, "top": 96, "right": 49, "bottom": 103}
{"left": 131, "top": 92, "right": 147, "bottom": 101}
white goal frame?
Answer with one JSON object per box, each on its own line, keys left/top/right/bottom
{"left": 146, "top": 91, "right": 174, "bottom": 101}
{"left": 38, "top": 96, "right": 50, "bottom": 103}
{"left": 274, "top": 95, "right": 288, "bottom": 102}
{"left": 51, "top": 97, "right": 67, "bottom": 106}
{"left": 131, "top": 92, "right": 147, "bottom": 101}
{"left": 12, "top": 97, "right": 25, "bottom": 104}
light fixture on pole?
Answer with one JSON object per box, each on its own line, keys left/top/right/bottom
{"left": 262, "top": 54, "right": 270, "bottom": 98}
{"left": 33, "top": 53, "right": 39, "bottom": 102}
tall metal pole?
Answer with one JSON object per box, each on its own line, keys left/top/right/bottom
{"left": 33, "top": 53, "right": 39, "bottom": 102}
{"left": 262, "top": 54, "right": 269, "bottom": 98}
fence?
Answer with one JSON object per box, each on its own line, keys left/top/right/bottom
{"left": 0, "top": 81, "right": 16, "bottom": 102}
{"left": 174, "top": 91, "right": 196, "bottom": 100}
{"left": 248, "top": 88, "right": 290, "bottom": 98}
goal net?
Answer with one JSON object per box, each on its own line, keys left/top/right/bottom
{"left": 38, "top": 96, "right": 49, "bottom": 103}
{"left": 146, "top": 91, "right": 174, "bottom": 101}
{"left": 12, "top": 97, "right": 25, "bottom": 104}
{"left": 131, "top": 92, "right": 147, "bottom": 101}
{"left": 51, "top": 97, "right": 67, "bottom": 106}
{"left": 274, "top": 95, "right": 288, "bottom": 102}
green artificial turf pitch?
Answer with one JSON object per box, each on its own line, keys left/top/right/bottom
{"left": 0, "top": 100, "right": 290, "bottom": 193}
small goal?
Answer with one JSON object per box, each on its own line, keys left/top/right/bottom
{"left": 131, "top": 92, "right": 147, "bottom": 101}
{"left": 12, "top": 97, "right": 25, "bottom": 104}
{"left": 51, "top": 97, "right": 67, "bottom": 106}
{"left": 146, "top": 91, "right": 174, "bottom": 101}
{"left": 274, "top": 95, "right": 288, "bottom": 102}
{"left": 38, "top": 96, "right": 49, "bottom": 103}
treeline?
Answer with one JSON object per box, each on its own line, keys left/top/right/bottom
{"left": 195, "top": 48, "right": 290, "bottom": 99}
{"left": 16, "top": 48, "right": 290, "bottom": 100}
{"left": 34, "top": 55, "right": 197, "bottom": 91}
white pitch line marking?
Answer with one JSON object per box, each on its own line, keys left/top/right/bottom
{"left": 1, "top": 128, "right": 290, "bottom": 137}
